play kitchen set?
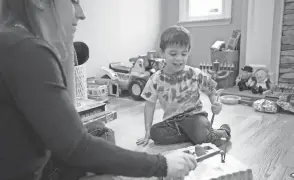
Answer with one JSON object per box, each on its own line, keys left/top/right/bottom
{"left": 162, "top": 143, "right": 253, "bottom": 180}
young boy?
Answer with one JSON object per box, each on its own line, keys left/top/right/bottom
{"left": 136, "top": 25, "right": 231, "bottom": 147}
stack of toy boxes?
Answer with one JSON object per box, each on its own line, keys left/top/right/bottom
{"left": 87, "top": 80, "right": 109, "bottom": 102}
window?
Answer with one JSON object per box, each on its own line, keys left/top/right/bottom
{"left": 178, "top": 0, "right": 232, "bottom": 27}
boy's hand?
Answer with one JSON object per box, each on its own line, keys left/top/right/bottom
{"left": 136, "top": 131, "right": 150, "bottom": 146}
{"left": 211, "top": 102, "right": 222, "bottom": 115}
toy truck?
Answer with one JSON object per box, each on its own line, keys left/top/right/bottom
{"left": 97, "top": 53, "right": 165, "bottom": 100}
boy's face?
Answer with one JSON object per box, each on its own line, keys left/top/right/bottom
{"left": 161, "top": 44, "right": 190, "bottom": 73}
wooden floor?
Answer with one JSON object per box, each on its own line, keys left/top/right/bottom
{"left": 105, "top": 93, "right": 294, "bottom": 180}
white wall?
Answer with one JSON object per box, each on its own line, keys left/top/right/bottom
{"left": 243, "top": 0, "right": 284, "bottom": 83}
{"left": 74, "top": 0, "right": 162, "bottom": 77}
{"left": 244, "top": 0, "right": 275, "bottom": 67}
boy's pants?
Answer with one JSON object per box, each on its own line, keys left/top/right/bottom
{"left": 150, "top": 113, "right": 229, "bottom": 145}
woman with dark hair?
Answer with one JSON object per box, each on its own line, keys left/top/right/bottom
{"left": 0, "top": 0, "right": 197, "bottom": 180}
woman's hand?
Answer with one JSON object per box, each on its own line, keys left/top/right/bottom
{"left": 136, "top": 130, "right": 151, "bottom": 146}
{"left": 164, "top": 151, "right": 197, "bottom": 179}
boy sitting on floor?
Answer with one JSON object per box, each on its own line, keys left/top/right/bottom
{"left": 136, "top": 25, "right": 231, "bottom": 147}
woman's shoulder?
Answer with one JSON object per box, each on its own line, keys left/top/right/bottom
{"left": 0, "top": 26, "right": 34, "bottom": 46}
{"left": 0, "top": 27, "right": 59, "bottom": 60}
{"left": 0, "top": 26, "right": 50, "bottom": 50}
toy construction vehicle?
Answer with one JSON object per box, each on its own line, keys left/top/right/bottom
{"left": 97, "top": 51, "right": 165, "bottom": 100}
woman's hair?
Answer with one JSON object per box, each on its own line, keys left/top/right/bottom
{"left": 0, "top": 0, "right": 71, "bottom": 61}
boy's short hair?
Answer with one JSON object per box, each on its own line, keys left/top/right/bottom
{"left": 160, "top": 25, "right": 191, "bottom": 51}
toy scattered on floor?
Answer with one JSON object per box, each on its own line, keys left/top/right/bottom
{"left": 182, "top": 144, "right": 224, "bottom": 163}
{"left": 170, "top": 143, "right": 253, "bottom": 180}
{"left": 220, "top": 87, "right": 265, "bottom": 106}
{"left": 264, "top": 87, "right": 294, "bottom": 114}
{"left": 87, "top": 77, "right": 120, "bottom": 98}
{"left": 251, "top": 84, "right": 294, "bottom": 114}
{"left": 248, "top": 67, "right": 272, "bottom": 94}
{"left": 87, "top": 84, "right": 109, "bottom": 102}
{"left": 235, "top": 66, "right": 273, "bottom": 95}
{"left": 235, "top": 65, "right": 253, "bottom": 91}
{"left": 194, "top": 145, "right": 207, "bottom": 156}
{"left": 220, "top": 95, "right": 241, "bottom": 105}
{"left": 276, "top": 93, "right": 294, "bottom": 113}
{"left": 253, "top": 99, "right": 278, "bottom": 113}
{"left": 97, "top": 51, "right": 165, "bottom": 100}
{"left": 265, "top": 85, "right": 294, "bottom": 100}
{"left": 268, "top": 84, "right": 294, "bottom": 94}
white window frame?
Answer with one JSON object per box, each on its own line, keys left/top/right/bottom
{"left": 178, "top": 0, "right": 232, "bottom": 27}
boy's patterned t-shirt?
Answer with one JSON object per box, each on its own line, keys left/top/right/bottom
{"left": 141, "top": 65, "right": 217, "bottom": 121}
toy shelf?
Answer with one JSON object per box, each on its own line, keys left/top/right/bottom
{"left": 77, "top": 99, "right": 117, "bottom": 126}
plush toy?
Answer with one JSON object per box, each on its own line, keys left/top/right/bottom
{"left": 236, "top": 66, "right": 253, "bottom": 91}
{"left": 249, "top": 67, "right": 271, "bottom": 94}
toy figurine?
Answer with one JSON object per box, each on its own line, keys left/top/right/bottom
{"left": 249, "top": 67, "right": 271, "bottom": 94}
{"left": 235, "top": 66, "right": 253, "bottom": 91}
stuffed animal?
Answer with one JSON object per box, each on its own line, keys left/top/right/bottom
{"left": 236, "top": 66, "right": 253, "bottom": 91}
{"left": 249, "top": 67, "right": 271, "bottom": 94}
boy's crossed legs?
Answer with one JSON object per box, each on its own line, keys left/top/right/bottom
{"left": 150, "top": 113, "right": 231, "bottom": 146}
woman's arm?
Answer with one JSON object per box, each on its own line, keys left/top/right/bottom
{"left": 1, "top": 39, "right": 167, "bottom": 177}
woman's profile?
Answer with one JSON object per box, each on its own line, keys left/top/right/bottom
{"left": 0, "top": 0, "right": 197, "bottom": 180}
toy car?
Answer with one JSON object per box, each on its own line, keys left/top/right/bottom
{"left": 97, "top": 55, "right": 165, "bottom": 100}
